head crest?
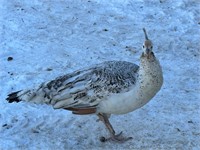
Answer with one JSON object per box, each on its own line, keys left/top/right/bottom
{"left": 143, "top": 28, "right": 149, "bottom": 40}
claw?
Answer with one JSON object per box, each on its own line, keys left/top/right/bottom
{"left": 100, "top": 132, "right": 133, "bottom": 143}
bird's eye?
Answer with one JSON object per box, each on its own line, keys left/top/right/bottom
{"left": 151, "top": 46, "right": 153, "bottom": 49}
{"left": 143, "top": 45, "right": 145, "bottom": 48}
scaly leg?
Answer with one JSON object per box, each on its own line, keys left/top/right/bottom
{"left": 97, "top": 113, "right": 132, "bottom": 142}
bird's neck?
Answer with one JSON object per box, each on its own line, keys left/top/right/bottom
{"left": 138, "top": 52, "right": 163, "bottom": 96}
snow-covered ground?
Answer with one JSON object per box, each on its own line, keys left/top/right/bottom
{"left": 0, "top": 0, "right": 200, "bottom": 149}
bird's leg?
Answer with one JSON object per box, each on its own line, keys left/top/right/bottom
{"left": 97, "top": 113, "right": 132, "bottom": 142}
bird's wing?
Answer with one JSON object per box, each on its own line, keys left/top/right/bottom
{"left": 8, "top": 61, "right": 139, "bottom": 114}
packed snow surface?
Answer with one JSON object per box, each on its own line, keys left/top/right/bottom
{"left": 0, "top": 0, "right": 200, "bottom": 149}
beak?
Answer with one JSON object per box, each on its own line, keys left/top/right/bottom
{"left": 145, "top": 48, "right": 151, "bottom": 58}
{"left": 145, "top": 48, "right": 151, "bottom": 54}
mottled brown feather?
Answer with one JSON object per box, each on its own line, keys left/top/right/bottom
{"left": 64, "top": 107, "right": 96, "bottom": 115}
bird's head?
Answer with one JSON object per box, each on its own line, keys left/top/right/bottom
{"left": 142, "top": 28, "right": 154, "bottom": 59}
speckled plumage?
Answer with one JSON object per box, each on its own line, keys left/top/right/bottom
{"left": 8, "top": 61, "right": 139, "bottom": 110}
{"left": 6, "top": 28, "right": 163, "bottom": 142}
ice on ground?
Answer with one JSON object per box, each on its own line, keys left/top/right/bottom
{"left": 0, "top": 0, "right": 200, "bottom": 149}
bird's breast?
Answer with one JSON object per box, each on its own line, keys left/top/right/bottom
{"left": 97, "top": 63, "right": 163, "bottom": 115}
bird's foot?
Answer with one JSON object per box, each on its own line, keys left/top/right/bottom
{"left": 100, "top": 132, "right": 133, "bottom": 143}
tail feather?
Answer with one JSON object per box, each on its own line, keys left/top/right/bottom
{"left": 6, "top": 91, "right": 22, "bottom": 103}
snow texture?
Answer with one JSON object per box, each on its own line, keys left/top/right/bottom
{"left": 0, "top": 0, "right": 200, "bottom": 149}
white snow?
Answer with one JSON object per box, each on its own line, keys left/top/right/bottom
{"left": 0, "top": 0, "right": 200, "bottom": 149}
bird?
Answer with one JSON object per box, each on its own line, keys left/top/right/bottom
{"left": 6, "top": 28, "right": 163, "bottom": 142}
